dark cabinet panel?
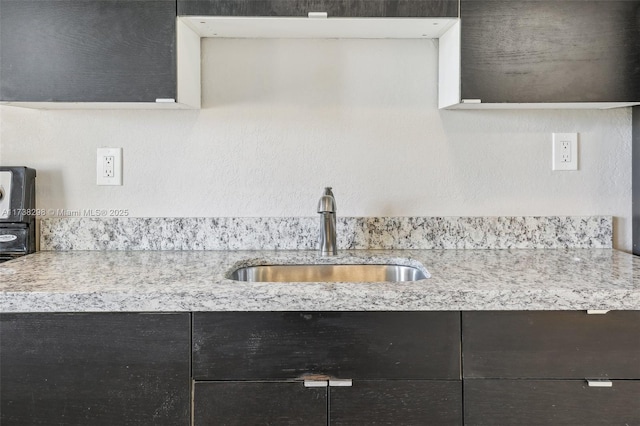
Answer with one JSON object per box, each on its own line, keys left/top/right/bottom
{"left": 330, "top": 380, "right": 462, "bottom": 425}
{"left": 460, "top": 1, "right": 640, "bottom": 103}
{"left": 464, "top": 379, "right": 640, "bottom": 426}
{"left": 179, "top": 0, "right": 346, "bottom": 16}
{"left": 194, "top": 381, "right": 327, "bottom": 426}
{"left": 193, "top": 311, "right": 461, "bottom": 380}
{"left": 462, "top": 311, "right": 640, "bottom": 379}
{"left": 178, "top": 0, "right": 458, "bottom": 17}
{"left": 0, "top": 0, "right": 176, "bottom": 102}
{"left": 0, "top": 313, "right": 191, "bottom": 426}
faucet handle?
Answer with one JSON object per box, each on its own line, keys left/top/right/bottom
{"left": 317, "top": 187, "right": 336, "bottom": 213}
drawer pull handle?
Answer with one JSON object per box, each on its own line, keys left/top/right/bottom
{"left": 587, "top": 380, "right": 613, "bottom": 388}
{"left": 304, "top": 380, "right": 328, "bottom": 388}
{"left": 586, "top": 310, "right": 610, "bottom": 315}
{"left": 329, "top": 379, "right": 353, "bottom": 387}
{"left": 308, "top": 12, "right": 328, "bottom": 18}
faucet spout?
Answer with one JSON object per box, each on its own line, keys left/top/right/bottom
{"left": 317, "top": 187, "right": 337, "bottom": 256}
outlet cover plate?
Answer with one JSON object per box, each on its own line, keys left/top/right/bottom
{"left": 552, "top": 133, "right": 578, "bottom": 171}
{"left": 97, "top": 147, "right": 123, "bottom": 185}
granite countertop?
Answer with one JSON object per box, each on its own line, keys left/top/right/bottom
{"left": 1, "top": 249, "right": 638, "bottom": 312}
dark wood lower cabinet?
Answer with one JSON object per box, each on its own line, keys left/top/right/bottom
{"left": 0, "top": 313, "right": 191, "bottom": 426}
{"left": 462, "top": 311, "right": 640, "bottom": 379}
{"left": 330, "top": 380, "right": 462, "bottom": 425}
{"left": 2, "top": 310, "right": 637, "bottom": 425}
{"left": 194, "top": 380, "right": 461, "bottom": 425}
{"left": 192, "top": 312, "right": 462, "bottom": 425}
{"left": 464, "top": 379, "right": 640, "bottom": 426}
{"left": 193, "top": 311, "right": 461, "bottom": 380}
{"left": 194, "top": 381, "right": 327, "bottom": 426}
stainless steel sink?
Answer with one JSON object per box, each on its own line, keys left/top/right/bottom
{"left": 230, "top": 264, "right": 428, "bottom": 282}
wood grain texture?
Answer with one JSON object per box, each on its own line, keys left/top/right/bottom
{"left": 634, "top": 106, "right": 640, "bottom": 255}
{"left": 192, "top": 311, "right": 461, "bottom": 380}
{"left": 460, "top": 0, "right": 640, "bottom": 103}
{"left": 330, "top": 380, "right": 462, "bottom": 425}
{"left": 0, "top": 0, "right": 176, "bottom": 102}
{"left": 177, "top": 0, "right": 458, "bottom": 17}
{"left": 462, "top": 311, "right": 640, "bottom": 379}
{"left": 0, "top": 313, "right": 191, "bottom": 426}
{"left": 464, "top": 379, "right": 640, "bottom": 425}
{"left": 194, "top": 381, "right": 327, "bottom": 426}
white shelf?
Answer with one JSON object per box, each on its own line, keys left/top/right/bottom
{"left": 180, "top": 16, "right": 457, "bottom": 39}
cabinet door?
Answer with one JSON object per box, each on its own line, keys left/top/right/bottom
{"left": 0, "top": 0, "right": 176, "bottom": 102}
{"left": 464, "top": 379, "right": 640, "bottom": 426}
{"left": 193, "top": 311, "right": 461, "bottom": 380}
{"left": 463, "top": 311, "right": 640, "bottom": 379}
{"left": 177, "top": 0, "right": 458, "bottom": 17}
{"left": 0, "top": 313, "right": 191, "bottom": 426}
{"left": 330, "top": 380, "right": 462, "bottom": 425}
{"left": 194, "top": 381, "right": 327, "bottom": 426}
{"left": 460, "top": 0, "right": 640, "bottom": 103}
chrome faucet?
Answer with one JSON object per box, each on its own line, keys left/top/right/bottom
{"left": 317, "top": 187, "right": 337, "bottom": 256}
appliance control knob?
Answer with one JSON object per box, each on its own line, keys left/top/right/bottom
{"left": 0, "top": 186, "right": 4, "bottom": 201}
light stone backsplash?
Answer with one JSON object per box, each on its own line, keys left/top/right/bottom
{"left": 40, "top": 216, "right": 612, "bottom": 251}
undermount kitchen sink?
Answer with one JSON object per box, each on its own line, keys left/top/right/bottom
{"left": 230, "top": 264, "right": 428, "bottom": 283}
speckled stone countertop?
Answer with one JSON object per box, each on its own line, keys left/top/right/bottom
{"left": 1, "top": 249, "right": 638, "bottom": 312}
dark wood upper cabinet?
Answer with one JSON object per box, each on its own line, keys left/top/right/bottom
{"left": 177, "top": 0, "right": 459, "bottom": 17}
{"left": 458, "top": 0, "right": 640, "bottom": 104}
{"left": 0, "top": 313, "right": 191, "bottom": 426}
{"left": 0, "top": 0, "right": 177, "bottom": 103}
{"left": 5, "top": 0, "right": 637, "bottom": 108}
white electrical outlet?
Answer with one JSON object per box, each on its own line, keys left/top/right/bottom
{"left": 97, "top": 148, "right": 123, "bottom": 185}
{"left": 552, "top": 133, "right": 578, "bottom": 171}
{"left": 103, "top": 156, "right": 114, "bottom": 177}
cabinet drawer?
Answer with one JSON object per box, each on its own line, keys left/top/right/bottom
{"left": 193, "top": 312, "right": 461, "bottom": 380}
{"left": 194, "top": 381, "right": 327, "bottom": 426}
{"left": 464, "top": 379, "right": 640, "bottom": 426}
{"left": 463, "top": 311, "right": 640, "bottom": 379}
{"left": 330, "top": 380, "right": 462, "bottom": 425}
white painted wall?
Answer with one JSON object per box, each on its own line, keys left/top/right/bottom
{"left": 0, "top": 39, "right": 632, "bottom": 250}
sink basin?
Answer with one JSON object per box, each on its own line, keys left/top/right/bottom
{"left": 230, "top": 264, "right": 428, "bottom": 283}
